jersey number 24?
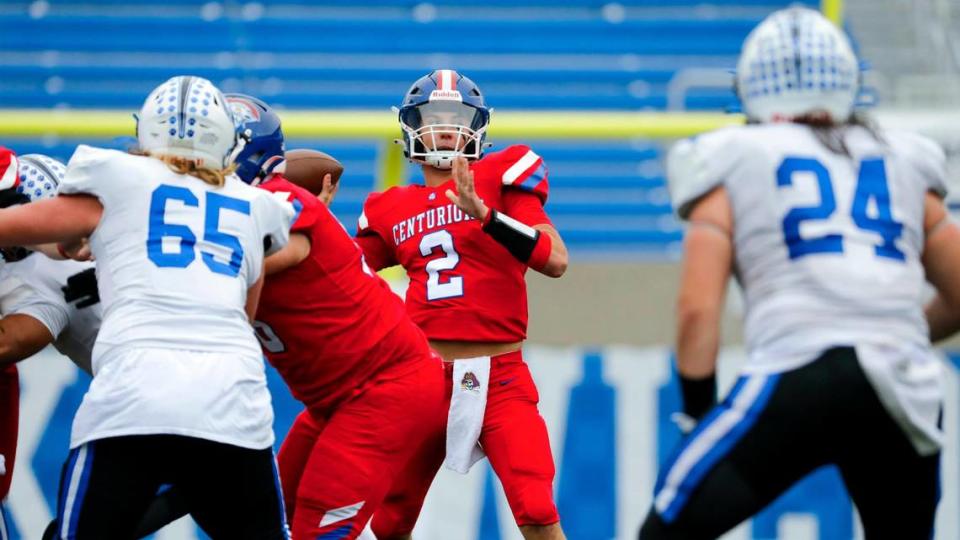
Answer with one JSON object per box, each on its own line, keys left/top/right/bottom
{"left": 778, "top": 156, "right": 904, "bottom": 261}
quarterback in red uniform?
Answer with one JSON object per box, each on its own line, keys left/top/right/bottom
{"left": 356, "top": 71, "right": 569, "bottom": 540}
{"left": 229, "top": 94, "right": 446, "bottom": 540}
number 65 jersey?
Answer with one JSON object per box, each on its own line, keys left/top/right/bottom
{"left": 356, "top": 145, "right": 551, "bottom": 342}
{"left": 669, "top": 123, "right": 947, "bottom": 373}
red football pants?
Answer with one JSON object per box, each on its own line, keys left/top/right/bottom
{"left": 277, "top": 356, "right": 445, "bottom": 540}
{"left": 0, "top": 364, "right": 19, "bottom": 500}
{"left": 371, "top": 350, "right": 560, "bottom": 536}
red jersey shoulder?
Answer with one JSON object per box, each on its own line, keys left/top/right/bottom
{"left": 359, "top": 184, "right": 420, "bottom": 231}
{"left": 475, "top": 144, "right": 549, "bottom": 203}
{"left": 258, "top": 174, "right": 321, "bottom": 233}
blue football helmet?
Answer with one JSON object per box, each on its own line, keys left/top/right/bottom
{"left": 397, "top": 69, "right": 491, "bottom": 169}
{"left": 226, "top": 93, "right": 285, "bottom": 185}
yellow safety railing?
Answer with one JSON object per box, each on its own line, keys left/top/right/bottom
{"left": 0, "top": 109, "right": 745, "bottom": 189}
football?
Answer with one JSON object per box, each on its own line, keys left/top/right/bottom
{"left": 281, "top": 148, "right": 344, "bottom": 195}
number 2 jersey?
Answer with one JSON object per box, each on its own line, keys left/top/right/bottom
{"left": 255, "top": 175, "right": 431, "bottom": 413}
{"left": 58, "top": 145, "right": 294, "bottom": 449}
{"left": 356, "top": 145, "right": 551, "bottom": 343}
{"left": 668, "top": 123, "right": 946, "bottom": 373}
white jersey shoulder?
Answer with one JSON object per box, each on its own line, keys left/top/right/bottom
{"left": 667, "top": 126, "right": 756, "bottom": 219}
{"left": 2, "top": 256, "right": 100, "bottom": 373}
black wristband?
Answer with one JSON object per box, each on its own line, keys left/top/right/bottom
{"left": 679, "top": 373, "right": 717, "bottom": 421}
{"left": 482, "top": 209, "right": 540, "bottom": 263}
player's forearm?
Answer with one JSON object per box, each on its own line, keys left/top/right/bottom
{"left": 0, "top": 196, "right": 99, "bottom": 247}
{"left": 926, "top": 294, "right": 960, "bottom": 343}
{"left": 533, "top": 224, "right": 568, "bottom": 278}
{"left": 675, "top": 302, "right": 721, "bottom": 379}
{"left": 264, "top": 234, "right": 311, "bottom": 275}
{"left": 0, "top": 315, "right": 54, "bottom": 365}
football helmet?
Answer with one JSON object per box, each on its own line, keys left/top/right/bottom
{"left": 17, "top": 154, "right": 65, "bottom": 202}
{"left": 0, "top": 153, "right": 65, "bottom": 262}
{"left": 397, "top": 69, "right": 491, "bottom": 169}
{"left": 136, "top": 76, "right": 241, "bottom": 170}
{"left": 226, "top": 93, "right": 286, "bottom": 185}
{"left": 736, "top": 7, "right": 859, "bottom": 123}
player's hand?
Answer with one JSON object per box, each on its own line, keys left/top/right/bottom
{"left": 317, "top": 173, "right": 339, "bottom": 207}
{"left": 58, "top": 238, "right": 94, "bottom": 262}
{"left": 62, "top": 267, "right": 100, "bottom": 309}
{"left": 445, "top": 157, "right": 489, "bottom": 221}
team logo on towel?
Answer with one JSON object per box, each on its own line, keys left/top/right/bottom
{"left": 461, "top": 372, "right": 480, "bottom": 393}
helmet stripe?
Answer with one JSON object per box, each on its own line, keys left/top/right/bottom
{"left": 439, "top": 69, "right": 454, "bottom": 91}
{"left": 178, "top": 76, "right": 194, "bottom": 139}
{"left": 22, "top": 157, "right": 60, "bottom": 191}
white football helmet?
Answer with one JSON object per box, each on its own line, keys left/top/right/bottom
{"left": 17, "top": 154, "right": 65, "bottom": 201}
{"left": 736, "top": 7, "right": 859, "bottom": 123}
{"left": 136, "top": 76, "right": 240, "bottom": 169}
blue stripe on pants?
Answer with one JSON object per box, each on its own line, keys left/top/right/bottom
{"left": 271, "top": 453, "right": 291, "bottom": 539}
{"left": 0, "top": 500, "right": 9, "bottom": 540}
{"left": 67, "top": 444, "right": 95, "bottom": 538}
{"left": 653, "top": 376, "right": 750, "bottom": 494}
{"left": 656, "top": 374, "right": 781, "bottom": 523}
{"left": 55, "top": 447, "right": 82, "bottom": 533}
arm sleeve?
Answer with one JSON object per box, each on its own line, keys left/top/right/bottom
{"left": 502, "top": 188, "right": 552, "bottom": 227}
{"left": 7, "top": 295, "right": 70, "bottom": 339}
{"left": 499, "top": 145, "right": 549, "bottom": 203}
{"left": 248, "top": 190, "right": 296, "bottom": 285}
{"left": 260, "top": 175, "right": 322, "bottom": 234}
{"left": 355, "top": 194, "right": 399, "bottom": 271}
{"left": 355, "top": 232, "right": 397, "bottom": 271}
{"left": 899, "top": 132, "right": 948, "bottom": 198}
{"left": 667, "top": 128, "right": 742, "bottom": 220}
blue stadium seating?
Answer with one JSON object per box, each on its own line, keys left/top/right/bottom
{"left": 1, "top": 1, "right": 817, "bottom": 257}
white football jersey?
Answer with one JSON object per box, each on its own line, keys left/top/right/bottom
{"left": 59, "top": 145, "right": 294, "bottom": 449}
{"left": 669, "top": 123, "right": 946, "bottom": 373}
{"left": 0, "top": 255, "right": 100, "bottom": 373}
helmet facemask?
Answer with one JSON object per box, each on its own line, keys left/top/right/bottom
{"left": 399, "top": 100, "right": 489, "bottom": 170}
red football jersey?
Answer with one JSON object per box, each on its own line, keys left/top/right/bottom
{"left": 356, "top": 145, "right": 551, "bottom": 343}
{"left": 256, "top": 175, "right": 423, "bottom": 411}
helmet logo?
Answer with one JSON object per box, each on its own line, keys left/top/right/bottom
{"left": 228, "top": 98, "right": 261, "bottom": 124}
{"left": 429, "top": 89, "right": 463, "bottom": 102}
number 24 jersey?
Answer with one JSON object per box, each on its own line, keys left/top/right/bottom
{"left": 668, "top": 123, "right": 947, "bottom": 373}
{"left": 357, "top": 145, "right": 552, "bottom": 343}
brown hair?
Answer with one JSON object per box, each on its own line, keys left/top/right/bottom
{"left": 129, "top": 150, "right": 236, "bottom": 187}
{"left": 791, "top": 111, "right": 884, "bottom": 156}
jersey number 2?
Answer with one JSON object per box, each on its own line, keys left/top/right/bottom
{"left": 420, "top": 230, "right": 463, "bottom": 301}
{"left": 147, "top": 185, "right": 251, "bottom": 277}
{"left": 778, "top": 157, "right": 905, "bottom": 261}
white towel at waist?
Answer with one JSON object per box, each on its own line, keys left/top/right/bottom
{"left": 444, "top": 356, "right": 491, "bottom": 474}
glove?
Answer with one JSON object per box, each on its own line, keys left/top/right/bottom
{"left": 679, "top": 372, "right": 717, "bottom": 422}
{"left": 62, "top": 268, "right": 100, "bottom": 309}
